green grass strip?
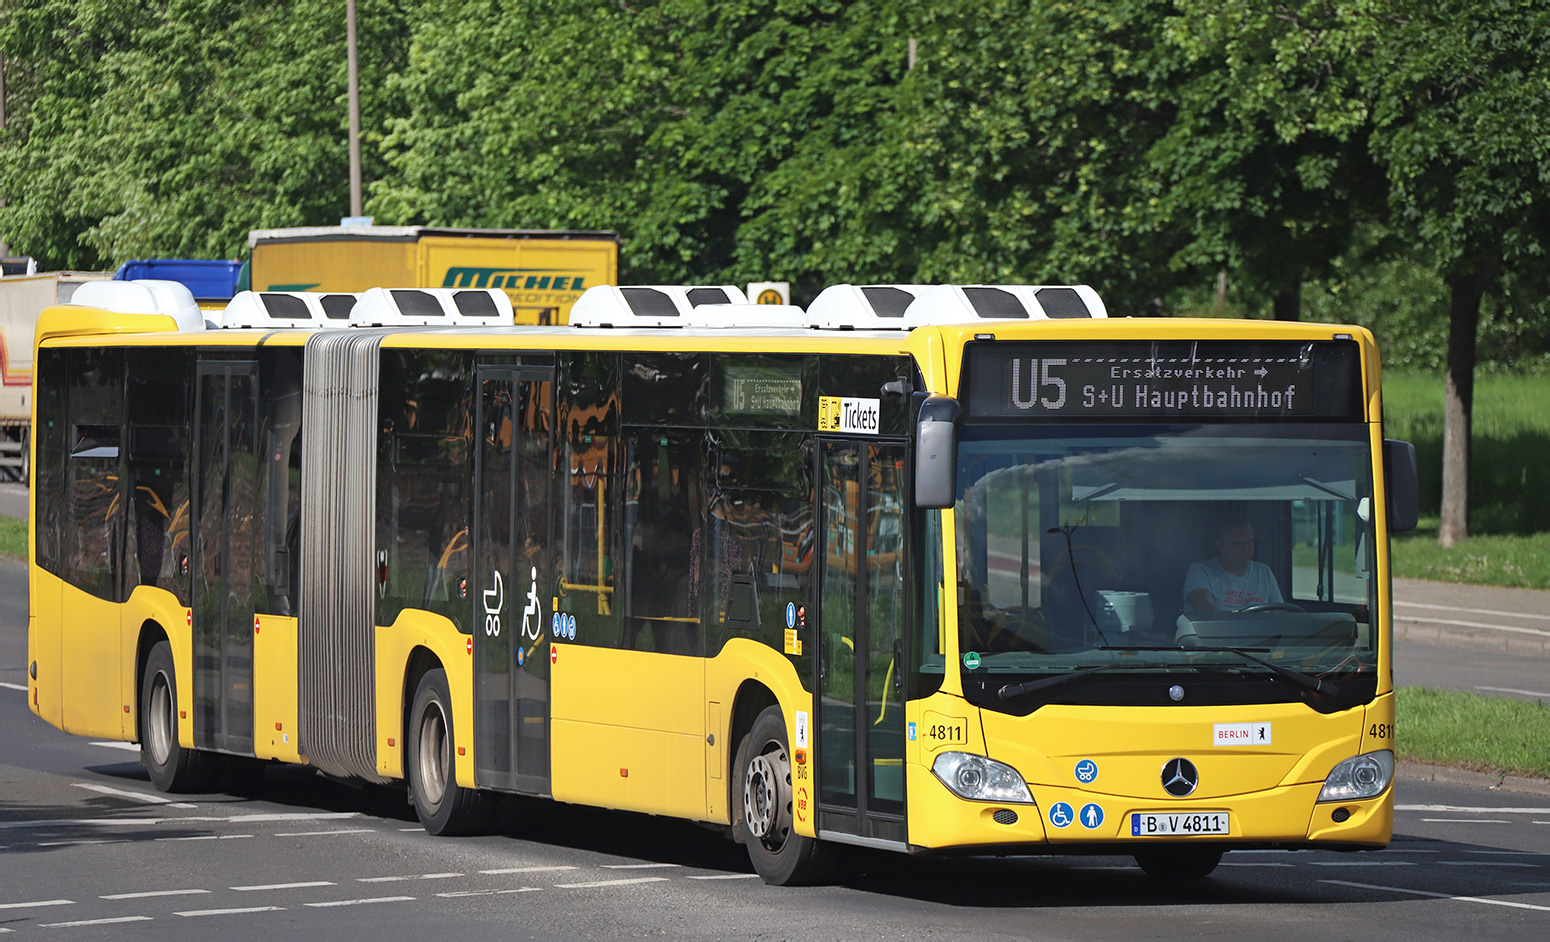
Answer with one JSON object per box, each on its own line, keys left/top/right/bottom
{"left": 0, "top": 516, "right": 24, "bottom": 562}
{"left": 1392, "top": 518, "right": 1550, "bottom": 589}
{"left": 1397, "top": 687, "right": 1550, "bottom": 779}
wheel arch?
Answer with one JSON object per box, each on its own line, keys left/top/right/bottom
{"left": 401, "top": 645, "right": 444, "bottom": 766}
{"left": 133, "top": 619, "right": 171, "bottom": 744}
{"left": 727, "top": 679, "right": 779, "bottom": 841}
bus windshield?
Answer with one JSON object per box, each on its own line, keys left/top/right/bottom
{"left": 954, "top": 423, "right": 1378, "bottom": 714}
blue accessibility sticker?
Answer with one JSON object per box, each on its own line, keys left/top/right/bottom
{"left": 1079, "top": 803, "right": 1105, "bottom": 829}
{"left": 1074, "top": 759, "right": 1099, "bottom": 784}
{"left": 1048, "top": 802, "right": 1074, "bottom": 829}
{"left": 786, "top": 602, "right": 797, "bottom": 629}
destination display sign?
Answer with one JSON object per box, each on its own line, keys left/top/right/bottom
{"left": 963, "top": 340, "right": 1362, "bottom": 422}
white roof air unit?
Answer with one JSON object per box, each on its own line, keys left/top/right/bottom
{"left": 219, "top": 290, "right": 359, "bottom": 329}
{"left": 568, "top": 284, "right": 750, "bottom": 327}
{"left": 67, "top": 280, "right": 205, "bottom": 332}
{"left": 682, "top": 303, "right": 808, "bottom": 329}
{"left": 902, "top": 284, "right": 1107, "bottom": 325}
{"left": 804, "top": 284, "right": 935, "bottom": 329}
{"left": 349, "top": 287, "right": 514, "bottom": 327}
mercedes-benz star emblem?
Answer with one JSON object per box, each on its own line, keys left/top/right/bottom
{"left": 1161, "top": 758, "right": 1199, "bottom": 797}
{"left": 1168, "top": 685, "right": 1185, "bottom": 701}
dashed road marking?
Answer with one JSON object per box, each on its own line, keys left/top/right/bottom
{"left": 156, "top": 834, "right": 253, "bottom": 842}
{"left": 1438, "top": 861, "right": 1541, "bottom": 868}
{"left": 41, "top": 916, "right": 153, "bottom": 928}
{"left": 231, "top": 881, "right": 336, "bottom": 892}
{"left": 37, "top": 839, "right": 129, "bottom": 847}
{"left": 1467, "top": 850, "right": 1550, "bottom": 855}
{"left": 0, "top": 682, "right": 26, "bottom": 692}
{"left": 72, "top": 783, "right": 196, "bottom": 809}
{"left": 88, "top": 741, "right": 141, "bottom": 752}
{"left": 305, "top": 896, "right": 415, "bottom": 908}
{"left": 0, "top": 900, "right": 73, "bottom": 911}
{"left": 101, "top": 889, "right": 209, "bottom": 900}
{"left": 1398, "top": 805, "right": 1550, "bottom": 814}
{"left": 479, "top": 866, "right": 578, "bottom": 875}
{"left": 358, "top": 873, "right": 463, "bottom": 883}
{"left": 556, "top": 877, "right": 672, "bottom": 889}
{"left": 1422, "top": 818, "right": 1508, "bottom": 824}
{"left": 1323, "top": 879, "right": 1550, "bottom": 913}
{"left": 176, "top": 906, "right": 284, "bottom": 917}
{"left": 1219, "top": 862, "right": 1295, "bottom": 868}
{"left": 1396, "top": 600, "right": 1550, "bottom": 623}
{"left": 1307, "top": 861, "right": 1416, "bottom": 867}
{"left": 1476, "top": 685, "right": 1550, "bottom": 699}
{"left": 273, "top": 829, "right": 375, "bottom": 837}
{"left": 602, "top": 863, "right": 680, "bottom": 869}
{"left": 686, "top": 874, "right": 762, "bottom": 880}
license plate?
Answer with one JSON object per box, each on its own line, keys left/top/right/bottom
{"left": 1130, "top": 811, "right": 1230, "bottom": 836}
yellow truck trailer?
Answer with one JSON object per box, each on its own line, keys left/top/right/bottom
{"left": 247, "top": 226, "right": 619, "bottom": 324}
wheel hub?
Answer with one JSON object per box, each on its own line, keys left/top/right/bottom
{"left": 743, "top": 741, "right": 792, "bottom": 843}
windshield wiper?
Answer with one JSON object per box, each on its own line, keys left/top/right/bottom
{"left": 1100, "top": 645, "right": 1340, "bottom": 697}
{"left": 998, "top": 661, "right": 1168, "bottom": 700}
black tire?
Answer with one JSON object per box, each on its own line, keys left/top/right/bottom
{"left": 733, "top": 706, "right": 831, "bottom": 886}
{"left": 139, "top": 641, "right": 215, "bottom": 792}
{"left": 407, "top": 668, "right": 490, "bottom": 835}
{"left": 1134, "top": 846, "right": 1224, "bottom": 879}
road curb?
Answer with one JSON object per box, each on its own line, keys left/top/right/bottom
{"left": 1394, "top": 618, "right": 1550, "bottom": 656}
{"left": 1399, "top": 759, "right": 1550, "bottom": 797}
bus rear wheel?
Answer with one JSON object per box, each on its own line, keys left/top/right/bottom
{"left": 734, "top": 706, "right": 830, "bottom": 886}
{"left": 140, "top": 641, "right": 214, "bottom": 792}
{"left": 407, "top": 668, "right": 489, "bottom": 835}
{"left": 1134, "top": 846, "right": 1224, "bottom": 879}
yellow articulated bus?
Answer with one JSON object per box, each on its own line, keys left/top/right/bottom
{"left": 27, "top": 279, "right": 1417, "bottom": 884}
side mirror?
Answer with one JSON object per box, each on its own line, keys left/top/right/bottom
{"left": 1383, "top": 439, "right": 1419, "bottom": 533}
{"left": 915, "top": 396, "right": 959, "bottom": 509}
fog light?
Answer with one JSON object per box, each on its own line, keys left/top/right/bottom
{"left": 1331, "top": 807, "right": 1352, "bottom": 823}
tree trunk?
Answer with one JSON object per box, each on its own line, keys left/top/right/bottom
{"left": 1271, "top": 284, "right": 1301, "bottom": 321}
{"left": 1438, "top": 260, "right": 1497, "bottom": 547}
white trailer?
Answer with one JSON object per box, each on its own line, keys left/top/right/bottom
{"left": 1, "top": 271, "right": 114, "bottom": 481}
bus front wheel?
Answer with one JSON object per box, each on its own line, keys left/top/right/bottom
{"left": 407, "top": 668, "right": 489, "bottom": 835}
{"left": 734, "top": 706, "right": 831, "bottom": 886}
{"left": 1134, "top": 846, "right": 1224, "bottom": 879}
{"left": 140, "top": 641, "right": 214, "bottom": 792}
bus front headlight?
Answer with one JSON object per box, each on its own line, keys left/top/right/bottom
{"left": 1318, "top": 750, "right": 1394, "bottom": 802}
{"left": 931, "top": 751, "right": 1034, "bottom": 804}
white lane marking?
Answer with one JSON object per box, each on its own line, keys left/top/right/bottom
{"left": 227, "top": 812, "right": 361, "bottom": 823}
{"left": 1396, "top": 600, "right": 1550, "bottom": 623}
{"left": 41, "top": 916, "right": 153, "bottom": 928}
{"left": 687, "top": 873, "right": 763, "bottom": 879}
{"left": 437, "top": 888, "right": 541, "bottom": 898}
{"left": 556, "top": 877, "right": 672, "bottom": 889}
{"left": 305, "top": 897, "right": 415, "bottom": 908}
{"left": 358, "top": 873, "right": 463, "bottom": 883}
{"left": 0, "top": 812, "right": 359, "bottom": 831}
{"left": 0, "top": 818, "right": 168, "bottom": 831}
{"left": 88, "top": 741, "right": 140, "bottom": 752}
{"left": 37, "top": 839, "right": 128, "bottom": 847}
{"left": 176, "top": 906, "right": 285, "bottom": 917}
{"left": 0, "top": 682, "right": 26, "bottom": 692}
{"left": 1476, "top": 685, "right": 1550, "bottom": 699}
{"left": 479, "top": 866, "right": 578, "bottom": 875}
{"left": 399, "top": 827, "right": 424, "bottom": 832}
{"left": 72, "top": 783, "right": 196, "bottom": 809}
{"left": 231, "top": 881, "right": 336, "bottom": 892}
{"left": 602, "top": 863, "right": 680, "bottom": 870}
{"left": 1398, "top": 805, "right": 1550, "bottom": 814}
{"left": 1422, "top": 818, "right": 1508, "bottom": 824}
{"left": 102, "top": 889, "right": 209, "bottom": 900}
{"left": 1395, "top": 614, "right": 1550, "bottom": 637}
{"left": 1307, "top": 861, "right": 1416, "bottom": 867}
{"left": 1322, "top": 879, "right": 1550, "bottom": 912}
{"left": 0, "top": 900, "right": 73, "bottom": 911}
{"left": 272, "top": 829, "right": 375, "bottom": 837}
{"left": 1467, "top": 850, "right": 1550, "bottom": 855}
{"left": 1219, "top": 863, "right": 1295, "bottom": 868}
{"left": 1439, "top": 861, "right": 1542, "bottom": 868}
{"left": 156, "top": 834, "right": 253, "bottom": 842}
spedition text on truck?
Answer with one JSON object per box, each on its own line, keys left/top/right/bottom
{"left": 27, "top": 279, "right": 1417, "bottom": 884}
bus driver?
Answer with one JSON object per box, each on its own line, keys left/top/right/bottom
{"left": 1184, "top": 518, "right": 1284, "bottom": 612}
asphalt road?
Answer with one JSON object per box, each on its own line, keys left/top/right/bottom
{"left": 3, "top": 559, "right": 1550, "bottom": 939}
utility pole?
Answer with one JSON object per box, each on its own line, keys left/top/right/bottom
{"left": 346, "top": 0, "right": 363, "bottom": 218}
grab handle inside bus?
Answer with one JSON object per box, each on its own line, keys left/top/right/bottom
{"left": 1383, "top": 439, "right": 1419, "bottom": 533}
{"left": 915, "top": 396, "right": 960, "bottom": 509}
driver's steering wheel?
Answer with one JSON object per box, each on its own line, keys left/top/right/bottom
{"left": 1239, "top": 602, "right": 1305, "bottom": 614}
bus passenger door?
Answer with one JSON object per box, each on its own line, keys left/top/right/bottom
{"left": 474, "top": 367, "right": 553, "bottom": 795}
{"left": 191, "top": 361, "right": 258, "bottom": 755}
{"left": 816, "top": 440, "right": 907, "bottom": 846}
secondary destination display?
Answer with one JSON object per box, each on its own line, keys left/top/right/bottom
{"left": 963, "top": 340, "right": 1362, "bottom": 421}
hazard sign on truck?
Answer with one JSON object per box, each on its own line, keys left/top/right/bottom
{"left": 248, "top": 226, "right": 618, "bottom": 325}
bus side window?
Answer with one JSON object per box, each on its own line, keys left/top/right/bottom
{"left": 65, "top": 348, "right": 125, "bottom": 602}
{"left": 622, "top": 430, "right": 703, "bottom": 656}
{"left": 126, "top": 348, "right": 194, "bottom": 606}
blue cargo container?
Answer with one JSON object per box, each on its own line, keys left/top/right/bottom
{"left": 114, "top": 259, "right": 243, "bottom": 303}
